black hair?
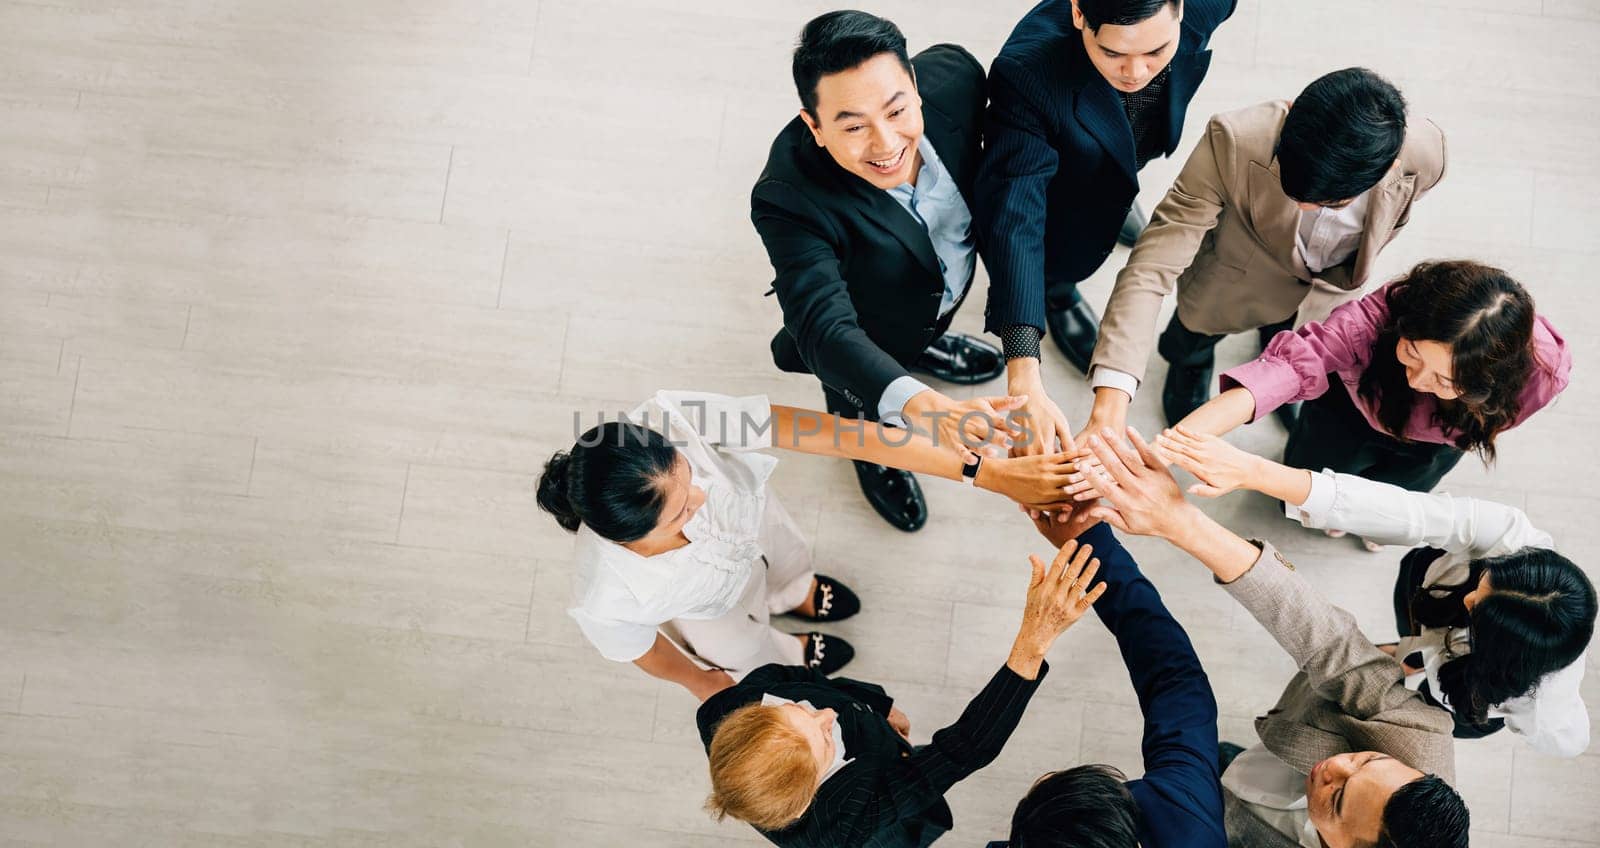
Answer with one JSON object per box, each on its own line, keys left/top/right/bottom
{"left": 792, "top": 10, "right": 912, "bottom": 119}
{"left": 1357, "top": 260, "right": 1539, "bottom": 460}
{"left": 1277, "top": 67, "right": 1408, "bottom": 204}
{"left": 1077, "top": 0, "right": 1181, "bottom": 30}
{"left": 1007, "top": 765, "right": 1140, "bottom": 848}
{"left": 1378, "top": 775, "right": 1469, "bottom": 848}
{"left": 535, "top": 421, "right": 680, "bottom": 543}
{"left": 1409, "top": 547, "right": 1596, "bottom": 730}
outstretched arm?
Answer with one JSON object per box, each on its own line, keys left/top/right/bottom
{"left": 1082, "top": 429, "right": 1421, "bottom": 719}
{"left": 1156, "top": 427, "right": 1552, "bottom": 556}
{"left": 770, "top": 403, "right": 1077, "bottom": 511}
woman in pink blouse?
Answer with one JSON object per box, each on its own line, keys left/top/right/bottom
{"left": 1173, "top": 260, "right": 1570, "bottom": 545}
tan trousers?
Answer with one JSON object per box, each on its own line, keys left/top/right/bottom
{"left": 665, "top": 493, "right": 813, "bottom": 677}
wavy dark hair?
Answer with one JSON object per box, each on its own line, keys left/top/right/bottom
{"left": 1409, "top": 547, "right": 1596, "bottom": 730}
{"left": 535, "top": 421, "right": 679, "bottom": 543}
{"left": 1356, "top": 260, "right": 1539, "bottom": 460}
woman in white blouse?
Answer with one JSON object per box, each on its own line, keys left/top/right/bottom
{"left": 1121, "top": 427, "right": 1597, "bottom": 757}
{"left": 538, "top": 391, "right": 1078, "bottom": 702}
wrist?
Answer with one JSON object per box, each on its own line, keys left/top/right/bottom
{"left": 1090, "top": 386, "right": 1132, "bottom": 413}
{"left": 972, "top": 454, "right": 1001, "bottom": 491}
{"left": 1006, "top": 357, "right": 1041, "bottom": 388}
{"left": 1164, "top": 504, "right": 1216, "bottom": 548}
{"left": 1006, "top": 633, "right": 1049, "bottom": 679}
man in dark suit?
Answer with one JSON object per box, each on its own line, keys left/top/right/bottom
{"left": 973, "top": 0, "right": 1235, "bottom": 462}
{"left": 755, "top": 11, "right": 1018, "bottom": 532}
{"left": 698, "top": 525, "right": 1107, "bottom": 848}
{"left": 997, "top": 517, "right": 1225, "bottom": 848}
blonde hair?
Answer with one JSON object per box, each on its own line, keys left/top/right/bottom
{"left": 704, "top": 704, "right": 821, "bottom": 830}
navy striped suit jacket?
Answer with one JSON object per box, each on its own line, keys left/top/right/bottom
{"left": 974, "top": 0, "right": 1236, "bottom": 334}
{"left": 697, "top": 661, "right": 1046, "bottom": 847}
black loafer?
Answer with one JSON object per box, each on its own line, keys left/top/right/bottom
{"left": 1118, "top": 200, "right": 1148, "bottom": 248}
{"left": 801, "top": 632, "right": 855, "bottom": 675}
{"left": 789, "top": 574, "right": 860, "bottom": 623}
{"left": 1161, "top": 362, "right": 1213, "bottom": 426}
{"left": 852, "top": 461, "right": 927, "bottom": 532}
{"left": 912, "top": 332, "right": 1003, "bottom": 385}
{"left": 1044, "top": 291, "right": 1100, "bottom": 375}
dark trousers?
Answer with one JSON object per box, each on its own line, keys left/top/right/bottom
{"left": 1156, "top": 312, "right": 1295, "bottom": 369}
{"left": 1284, "top": 379, "right": 1464, "bottom": 492}
{"left": 1391, "top": 546, "right": 1506, "bottom": 740}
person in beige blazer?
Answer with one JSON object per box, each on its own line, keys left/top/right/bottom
{"left": 1082, "top": 67, "right": 1446, "bottom": 438}
{"left": 1072, "top": 426, "right": 1469, "bottom": 848}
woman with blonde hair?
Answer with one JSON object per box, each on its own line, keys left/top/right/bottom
{"left": 697, "top": 531, "right": 1106, "bottom": 846}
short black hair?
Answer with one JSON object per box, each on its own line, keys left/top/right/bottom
{"left": 1378, "top": 775, "right": 1469, "bottom": 848}
{"left": 1077, "top": 0, "right": 1181, "bottom": 31}
{"left": 792, "top": 10, "right": 912, "bottom": 119}
{"left": 1277, "top": 67, "right": 1408, "bottom": 204}
{"left": 1007, "top": 765, "right": 1140, "bottom": 848}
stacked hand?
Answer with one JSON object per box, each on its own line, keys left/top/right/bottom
{"left": 1157, "top": 426, "right": 1263, "bottom": 497}
{"left": 1074, "top": 427, "right": 1199, "bottom": 539}
{"left": 904, "top": 390, "right": 1027, "bottom": 458}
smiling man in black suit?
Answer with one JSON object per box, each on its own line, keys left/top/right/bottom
{"left": 754, "top": 11, "right": 1019, "bottom": 533}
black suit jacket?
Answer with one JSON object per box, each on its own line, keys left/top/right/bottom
{"left": 697, "top": 661, "right": 1047, "bottom": 848}
{"left": 754, "top": 44, "right": 985, "bottom": 412}
{"left": 974, "top": 0, "right": 1235, "bottom": 334}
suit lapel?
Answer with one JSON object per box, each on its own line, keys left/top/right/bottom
{"left": 1349, "top": 169, "right": 1414, "bottom": 284}
{"left": 808, "top": 141, "right": 941, "bottom": 277}
{"left": 1074, "top": 81, "right": 1138, "bottom": 184}
{"left": 1246, "top": 159, "right": 1304, "bottom": 274}
{"left": 1163, "top": 49, "right": 1213, "bottom": 155}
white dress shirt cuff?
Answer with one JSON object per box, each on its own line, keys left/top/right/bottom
{"left": 1089, "top": 366, "right": 1140, "bottom": 399}
{"left": 877, "top": 375, "right": 931, "bottom": 427}
{"left": 1282, "top": 469, "right": 1337, "bottom": 528}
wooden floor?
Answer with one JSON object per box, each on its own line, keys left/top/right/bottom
{"left": 2, "top": 0, "right": 1598, "bottom": 845}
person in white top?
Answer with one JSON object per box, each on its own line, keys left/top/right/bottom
{"left": 1141, "top": 427, "right": 1596, "bottom": 758}
{"left": 537, "top": 390, "right": 1080, "bottom": 702}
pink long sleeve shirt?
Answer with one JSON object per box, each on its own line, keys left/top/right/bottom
{"left": 1220, "top": 284, "right": 1572, "bottom": 445}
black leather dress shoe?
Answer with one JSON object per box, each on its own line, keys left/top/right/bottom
{"left": 852, "top": 461, "right": 927, "bottom": 532}
{"left": 912, "top": 332, "right": 1003, "bottom": 385}
{"left": 1161, "top": 362, "right": 1213, "bottom": 426}
{"left": 1044, "top": 291, "right": 1100, "bottom": 375}
{"left": 1118, "top": 200, "right": 1148, "bottom": 248}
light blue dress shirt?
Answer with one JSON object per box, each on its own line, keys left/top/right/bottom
{"left": 875, "top": 136, "right": 977, "bottom": 423}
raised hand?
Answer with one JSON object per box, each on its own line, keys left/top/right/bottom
{"left": 1008, "top": 538, "right": 1108, "bottom": 679}
{"left": 1081, "top": 426, "right": 1195, "bottom": 539}
{"left": 1157, "top": 426, "right": 1264, "bottom": 498}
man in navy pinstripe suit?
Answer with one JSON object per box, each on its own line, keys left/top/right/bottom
{"left": 973, "top": 0, "right": 1235, "bottom": 462}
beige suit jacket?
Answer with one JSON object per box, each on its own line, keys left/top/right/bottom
{"left": 1092, "top": 101, "right": 1448, "bottom": 382}
{"left": 1219, "top": 542, "right": 1457, "bottom": 847}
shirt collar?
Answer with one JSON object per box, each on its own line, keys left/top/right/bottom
{"left": 884, "top": 135, "right": 941, "bottom": 201}
{"left": 761, "top": 694, "right": 853, "bottom": 782}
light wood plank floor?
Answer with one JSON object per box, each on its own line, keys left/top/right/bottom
{"left": 2, "top": 0, "right": 1598, "bottom": 845}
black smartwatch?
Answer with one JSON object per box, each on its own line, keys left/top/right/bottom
{"left": 962, "top": 454, "right": 983, "bottom": 485}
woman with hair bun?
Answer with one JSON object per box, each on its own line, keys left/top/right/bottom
{"left": 538, "top": 390, "right": 1078, "bottom": 701}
